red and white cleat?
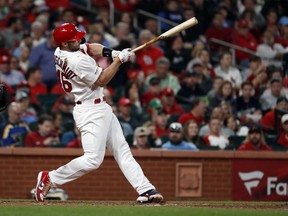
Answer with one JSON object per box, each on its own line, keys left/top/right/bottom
{"left": 34, "top": 171, "right": 52, "bottom": 202}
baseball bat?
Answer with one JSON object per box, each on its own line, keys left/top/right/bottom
{"left": 132, "top": 17, "right": 198, "bottom": 53}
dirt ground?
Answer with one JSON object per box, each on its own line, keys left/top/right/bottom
{"left": 0, "top": 200, "right": 287, "bottom": 210}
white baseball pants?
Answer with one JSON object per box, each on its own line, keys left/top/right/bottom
{"left": 49, "top": 101, "right": 155, "bottom": 195}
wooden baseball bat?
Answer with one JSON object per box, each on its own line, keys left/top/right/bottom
{"left": 132, "top": 17, "right": 198, "bottom": 53}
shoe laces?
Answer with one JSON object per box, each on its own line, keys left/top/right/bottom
{"left": 42, "top": 176, "right": 52, "bottom": 196}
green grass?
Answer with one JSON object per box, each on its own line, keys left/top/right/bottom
{"left": 0, "top": 201, "right": 287, "bottom": 216}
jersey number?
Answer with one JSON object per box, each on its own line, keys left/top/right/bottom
{"left": 57, "top": 70, "right": 72, "bottom": 92}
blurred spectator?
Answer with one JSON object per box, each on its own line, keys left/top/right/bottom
{"left": 118, "top": 12, "right": 139, "bottom": 36}
{"left": 143, "top": 120, "right": 162, "bottom": 148}
{"left": 164, "top": 35, "right": 191, "bottom": 75}
{"left": 143, "top": 18, "right": 158, "bottom": 36}
{"left": 205, "top": 11, "right": 233, "bottom": 53}
{"left": 18, "top": 46, "right": 30, "bottom": 72}
{"left": 0, "top": 102, "right": 29, "bottom": 147}
{"left": 61, "top": 122, "right": 78, "bottom": 146}
{"left": 145, "top": 57, "right": 180, "bottom": 94}
{"left": 238, "top": 124, "right": 272, "bottom": 151}
{"left": 196, "top": 48, "right": 216, "bottom": 79}
{"left": 182, "top": 7, "right": 197, "bottom": 45}
{"left": 15, "top": 87, "right": 38, "bottom": 125}
{"left": 162, "top": 122, "right": 198, "bottom": 151}
{"left": 276, "top": 16, "right": 288, "bottom": 49}
{"left": 155, "top": 109, "right": 169, "bottom": 138}
{"left": 52, "top": 95, "right": 74, "bottom": 129}
{"left": 236, "top": 81, "right": 262, "bottom": 124}
{"left": 66, "top": 127, "right": 81, "bottom": 148}
{"left": 259, "top": 96, "right": 288, "bottom": 133}
{"left": 0, "top": 16, "right": 24, "bottom": 51}
{"left": 256, "top": 28, "right": 288, "bottom": 68}
{"left": 135, "top": 29, "right": 164, "bottom": 77}
{"left": 0, "top": 54, "right": 25, "bottom": 87}
{"left": 259, "top": 77, "right": 288, "bottom": 111}
{"left": 111, "top": 22, "right": 134, "bottom": 48}
{"left": 17, "top": 65, "right": 48, "bottom": 106}
{"left": 223, "top": 115, "right": 249, "bottom": 137}
{"left": 0, "top": 1, "right": 11, "bottom": 29}
{"left": 13, "top": 33, "right": 33, "bottom": 58}
{"left": 31, "top": 20, "right": 46, "bottom": 48}
{"left": 24, "top": 114, "right": 60, "bottom": 147}
{"left": 178, "top": 97, "right": 206, "bottom": 126}
{"left": 146, "top": 98, "right": 163, "bottom": 124}
{"left": 242, "top": 55, "right": 267, "bottom": 82}
{"left": 220, "top": 100, "right": 235, "bottom": 121}
{"left": 160, "top": 87, "right": 184, "bottom": 115}
{"left": 9, "top": 56, "right": 22, "bottom": 73}
{"left": 142, "top": 76, "right": 162, "bottom": 106}
{"left": 276, "top": 114, "right": 288, "bottom": 148}
{"left": 183, "top": 120, "right": 204, "bottom": 147}
{"left": 249, "top": 69, "right": 268, "bottom": 98}
{"left": 124, "top": 80, "right": 143, "bottom": 117}
{"left": 176, "top": 70, "right": 206, "bottom": 104}
{"left": 207, "top": 76, "right": 224, "bottom": 103}
{"left": 29, "top": 31, "right": 57, "bottom": 90}
{"left": 203, "top": 117, "right": 230, "bottom": 150}
{"left": 199, "top": 106, "right": 233, "bottom": 137}
{"left": 214, "top": 51, "right": 242, "bottom": 89}
{"left": 131, "top": 126, "right": 150, "bottom": 150}
{"left": 117, "top": 97, "right": 141, "bottom": 130}
{"left": 264, "top": 9, "right": 279, "bottom": 37}
{"left": 209, "top": 80, "right": 236, "bottom": 111}
{"left": 231, "top": 19, "right": 258, "bottom": 65}
{"left": 157, "top": 0, "right": 183, "bottom": 32}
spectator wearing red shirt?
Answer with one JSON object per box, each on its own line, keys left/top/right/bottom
{"left": 155, "top": 109, "right": 169, "bottom": 138}
{"left": 135, "top": 29, "right": 164, "bottom": 77}
{"left": 17, "top": 66, "right": 47, "bottom": 105}
{"left": 231, "top": 19, "right": 258, "bottom": 64}
{"left": 277, "top": 114, "right": 288, "bottom": 148}
{"left": 178, "top": 97, "right": 206, "bottom": 126}
{"left": 238, "top": 124, "right": 272, "bottom": 151}
{"left": 141, "top": 76, "right": 162, "bottom": 106}
{"left": 160, "top": 87, "right": 184, "bottom": 115}
{"left": 24, "top": 114, "right": 60, "bottom": 147}
{"left": 259, "top": 96, "right": 288, "bottom": 133}
{"left": 205, "top": 11, "right": 233, "bottom": 53}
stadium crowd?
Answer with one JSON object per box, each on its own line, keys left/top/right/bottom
{"left": 0, "top": 0, "right": 288, "bottom": 150}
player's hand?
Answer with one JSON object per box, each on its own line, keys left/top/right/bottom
{"left": 118, "top": 49, "right": 135, "bottom": 63}
{"left": 111, "top": 50, "right": 121, "bottom": 58}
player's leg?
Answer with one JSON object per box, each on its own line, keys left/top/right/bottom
{"left": 106, "top": 106, "right": 163, "bottom": 203}
{"left": 35, "top": 103, "right": 111, "bottom": 202}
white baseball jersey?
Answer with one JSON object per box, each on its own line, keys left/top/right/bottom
{"left": 54, "top": 44, "right": 103, "bottom": 102}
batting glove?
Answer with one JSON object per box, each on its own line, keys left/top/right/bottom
{"left": 118, "top": 50, "right": 135, "bottom": 63}
{"left": 111, "top": 50, "right": 121, "bottom": 58}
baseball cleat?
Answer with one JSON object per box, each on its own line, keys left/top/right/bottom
{"left": 35, "top": 171, "right": 52, "bottom": 202}
{"left": 137, "top": 189, "right": 164, "bottom": 203}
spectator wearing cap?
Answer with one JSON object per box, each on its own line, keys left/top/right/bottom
{"left": 162, "top": 122, "right": 198, "bottom": 151}
{"left": 24, "top": 114, "right": 60, "bottom": 148}
{"left": 145, "top": 57, "right": 180, "bottom": 94}
{"left": 185, "top": 58, "right": 213, "bottom": 93}
{"left": 176, "top": 69, "right": 206, "bottom": 104}
{"left": 243, "top": 56, "right": 267, "bottom": 83}
{"left": 259, "top": 77, "right": 288, "bottom": 111}
{"left": 17, "top": 66, "right": 48, "bottom": 106}
{"left": 238, "top": 124, "right": 271, "bottom": 151}
{"left": 277, "top": 114, "right": 288, "bottom": 148}
{"left": 259, "top": 96, "right": 288, "bottom": 133}
{"left": 142, "top": 120, "right": 163, "bottom": 148}
{"left": 214, "top": 51, "right": 242, "bottom": 90}
{"left": 141, "top": 76, "right": 162, "bottom": 106}
{"left": 0, "top": 102, "right": 30, "bottom": 147}
{"left": 276, "top": 16, "right": 288, "bottom": 48}
{"left": 117, "top": 97, "right": 141, "bottom": 130}
{"left": 0, "top": 54, "right": 25, "bottom": 87}
{"left": 131, "top": 126, "right": 150, "bottom": 150}
{"left": 155, "top": 109, "right": 169, "bottom": 138}
{"left": 146, "top": 98, "right": 163, "bottom": 124}
{"left": 203, "top": 117, "right": 230, "bottom": 150}
{"left": 256, "top": 28, "right": 288, "bottom": 68}
{"left": 231, "top": 19, "right": 258, "bottom": 65}
{"left": 15, "top": 87, "right": 38, "bottom": 125}
{"left": 178, "top": 97, "right": 206, "bottom": 126}
{"left": 135, "top": 29, "right": 164, "bottom": 77}
{"left": 160, "top": 87, "right": 184, "bottom": 115}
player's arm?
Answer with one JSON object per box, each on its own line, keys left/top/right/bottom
{"left": 94, "top": 50, "right": 134, "bottom": 87}
{"left": 86, "top": 43, "right": 120, "bottom": 58}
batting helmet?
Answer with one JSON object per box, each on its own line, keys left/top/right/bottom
{"left": 53, "top": 23, "right": 86, "bottom": 47}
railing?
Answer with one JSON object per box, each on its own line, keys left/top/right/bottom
{"left": 209, "top": 38, "right": 257, "bottom": 65}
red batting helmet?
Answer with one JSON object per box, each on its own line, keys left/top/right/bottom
{"left": 53, "top": 23, "right": 86, "bottom": 47}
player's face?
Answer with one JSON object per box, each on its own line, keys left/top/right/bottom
{"left": 67, "top": 40, "right": 81, "bottom": 52}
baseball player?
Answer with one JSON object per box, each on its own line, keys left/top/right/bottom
{"left": 34, "top": 23, "right": 163, "bottom": 203}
